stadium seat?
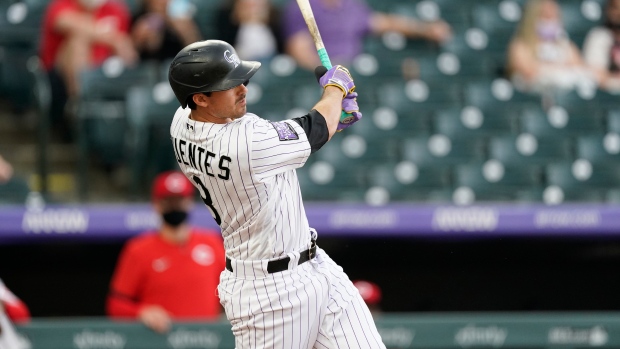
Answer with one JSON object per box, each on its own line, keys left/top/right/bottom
{"left": 315, "top": 133, "right": 399, "bottom": 168}
{"left": 125, "top": 83, "right": 182, "bottom": 194}
{"left": 0, "top": 1, "right": 45, "bottom": 49}
{"left": 297, "top": 162, "right": 367, "bottom": 202}
{"left": 401, "top": 134, "right": 486, "bottom": 166}
{"left": 575, "top": 134, "right": 620, "bottom": 165}
{"left": 453, "top": 161, "right": 543, "bottom": 202}
{"left": 368, "top": 161, "right": 451, "bottom": 201}
{"left": 608, "top": 110, "right": 620, "bottom": 133}
{"left": 470, "top": 2, "right": 520, "bottom": 52}
{"left": 0, "top": 47, "right": 39, "bottom": 112}
{"left": 545, "top": 161, "right": 620, "bottom": 201}
{"left": 463, "top": 79, "right": 540, "bottom": 110}
{"left": 0, "top": 176, "right": 30, "bottom": 204}
{"left": 350, "top": 105, "right": 431, "bottom": 140}
{"left": 79, "top": 62, "right": 158, "bottom": 101}
{"left": 520, "top": 104, "right": 604, "bottom": 138}
{"left": 488, "top": 134, "right": 572, "bottom": 165}
{"left": 432, "top": 106, "right": 516, "bottom": 138}
{"left": 377, "top": 79, "right": 462, "bottom": 114}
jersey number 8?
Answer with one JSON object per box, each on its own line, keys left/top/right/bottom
{"left": 193, "top": 176, "right": 222, "bottom": 225}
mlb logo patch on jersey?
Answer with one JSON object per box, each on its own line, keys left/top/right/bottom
{"left": 186, "top": 123, "right": 194, "bottom": 132}
{"left": 271, "top": 121, "right": 299, "bottom": 141}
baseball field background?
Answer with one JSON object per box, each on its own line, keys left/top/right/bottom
{"left": 2, "top": 0, "right": 620, "bottom": 348}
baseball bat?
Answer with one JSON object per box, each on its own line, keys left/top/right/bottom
{"left": 295, "top": 0, "right": 355, "bottom": 125}
{"left": 295, "top": 0, "right": 333, "bottom": 69}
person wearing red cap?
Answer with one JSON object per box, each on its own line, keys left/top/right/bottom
{"left": 106, "top": 171, "right": 226, "bottom": 333}
{"left": 353, "top": 280, "right": 383, "bottom": 317}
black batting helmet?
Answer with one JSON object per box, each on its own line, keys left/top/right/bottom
{"left": 168, "top": 40, "right": 261, "bottom": 108}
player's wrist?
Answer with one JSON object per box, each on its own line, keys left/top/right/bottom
{"left": 323, "top": 85, "right": 345, "bottom": 99}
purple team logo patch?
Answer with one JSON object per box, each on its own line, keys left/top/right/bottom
{"left": 271, "top": 121, "right": 299, "bottom": 141}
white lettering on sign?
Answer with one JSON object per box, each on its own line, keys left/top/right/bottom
{"left": 73, "top": 330, "right": 126, "bottom": 349}
{"left": 548, "top": 326, "right": 608, "bottom": 346}
{"left": 535, "top": 210, "right": 601, "bottom": 229}
{"left": 454, "top": 325, "right": 507, "bottom": 347}
{"left": 330, "top": 210, "right": 398, "bottom": 229}
{"left": 167, "top": 329, "right": 221, "bottom": 349}
{"left": 432, "top": 207, "right": 498, "bottom": 232}
{"left": 22, "top": 209, "right": 89, "bottom": 234}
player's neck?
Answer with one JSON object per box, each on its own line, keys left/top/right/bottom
{"left": 190, "top": 109, "right": 233, "bottom": 124}
{"left": 159, "top": 224, "right": 192, "bottom": 245}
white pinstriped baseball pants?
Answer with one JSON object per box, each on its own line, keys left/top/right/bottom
{"left": 218, "top": 247, "right": 386, "bottom": 349}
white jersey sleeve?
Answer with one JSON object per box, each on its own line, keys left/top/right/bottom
{"left": 250, "top": 118, "right": 311, "bottom": 181}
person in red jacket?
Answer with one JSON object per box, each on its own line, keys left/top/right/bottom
{"left": 107, "top": 171, "right": 226, "bottom": 333}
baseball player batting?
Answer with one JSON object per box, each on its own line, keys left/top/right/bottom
{"left": 168, "top": 40, "right": 384, "bottom": 349}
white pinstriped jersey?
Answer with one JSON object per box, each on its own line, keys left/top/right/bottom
{"left": 170, "top": 106, "right": 385, "bottom": 349}
{"left": 170, "top": 107, "right": 312, "bottom": 261}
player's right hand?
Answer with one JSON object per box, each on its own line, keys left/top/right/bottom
{"left": 314, "top": 65, "right": 356, "bottom": 97}
{"left": 138, "top": 305, "right": 172, "bottom": 333}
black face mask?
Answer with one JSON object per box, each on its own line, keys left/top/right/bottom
{"left": 162, "top": 210, "right": 189, "bottom": 227}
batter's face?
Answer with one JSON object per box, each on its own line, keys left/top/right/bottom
{"left": 196, "top": 83, "right": 248, "bottom": 123}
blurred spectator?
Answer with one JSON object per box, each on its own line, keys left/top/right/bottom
{"left": 0, "top": 155, "right": 13, "bottom": 184}
{"left": 215, "top": 0, "right": 284, "bottom": 62}
{"left": 0, "top": 279, "right": 30, "bottom": 349}
{"left": 131, "top": 0, "right": 201, "bottom": 62}
{"left": 506, "top": 0, "right": 597, "bottom": 94}
{"left": 353, "top": 280, "right": 382, "bottom": 317}
{"left": 283, "top": 0, "right": 452, "bottom": 70}
{"left": 107, "top": 171, "right": 225, "bottom": 333}
{"left": 39, "top": 0, "right": 137, "bottom": 141}
{"left": 583, "top": 0, "right": 620, "bottom": 92}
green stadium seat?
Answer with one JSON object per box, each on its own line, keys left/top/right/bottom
{"left": 377, "top": 79, "right": 462, "bottom": 113}
{"left": 471, "top": 2, "right": 521, "bottom": 35}
{"left": 297, "top": 162, "right": 367, "bottom": 202}
{"left": 0, "top": 176, "right": 30, "bottom": 204}
{"left": 575, "top": 134, "right": 620, "bottom": 164}
{"left": 0, "top": 47, "right": 38, "bottom": 112}
{"left": 463, "top": 79, "right": 540, "bottom": 110}
{"left": 401, "top": 135, "right": 486, "bottom": 166}
{"left": 433, "top": 106, "right": 516, "bottom": 138}
{"left": 520, "top": 105, "right": 604, "bottom": 138}
{"left": 348, "top": 105, "right": 431, "bottom": 140}
{"left": 453, "top": 161, "right": 543, "bottom": 202}
{"left": 545, "top": 161, "right": 620, "bottom": 201}
{"left": 78, "top": 100, "right": 127, "bottom": 167}
{"left": 125, "top": 83, "right": 182, "bottom": 194}
{"left": 0, "top": 1, "right": 45, "bottom": 49}
{"left": 315, "top": 133, "right": 399, "bottom": 168}
{"left": 368, "top": 161, "right": 451, "bottom": 201}
{"left": 560, "top": 0, "right": 599, "bottom": 46}
{"left": 488, "top": 134, "right": 571, "bottom": 165}
{"left": 79, "top": 62, "right": 158, "bottom": 101}
{"left": 608, "top": 110, "right": 620, "bottom": 133}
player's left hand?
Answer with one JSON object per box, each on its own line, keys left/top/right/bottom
{"left": 337, "top": 92, "right": 362, "bottom": 131}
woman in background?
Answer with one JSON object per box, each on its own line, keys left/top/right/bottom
{"left": 506, "top": 0, "right": 597, "bottom": 93}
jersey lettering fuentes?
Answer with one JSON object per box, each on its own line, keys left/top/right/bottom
{"left": 171, "top": 109, "right": 312, "bottom": 261}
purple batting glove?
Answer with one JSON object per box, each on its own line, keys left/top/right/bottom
{"left": 337, "top": 92, "right": 362, "bottom": 131}
{"left": 314, "top": 65, "right": 356, "bottom": 97}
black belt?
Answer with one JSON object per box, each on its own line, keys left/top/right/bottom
{"left": 226, "top": 239, "right": 317, "bottom": 274}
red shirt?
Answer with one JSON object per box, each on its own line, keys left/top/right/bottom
{"left": 39, "top": 0, "right": 131, "bottom": 71}
{"left": 107, "top": 228, "right": 226, "bottom": 320}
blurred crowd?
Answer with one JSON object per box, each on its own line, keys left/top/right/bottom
{"left": 29, "top": 0, "right": 620, "bottom": 148}
{"left": 1, "top": 0, "right": 619, "bottom": 202}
